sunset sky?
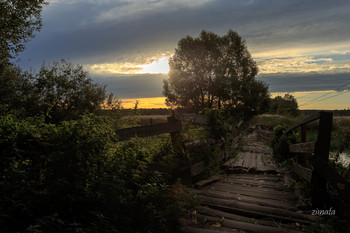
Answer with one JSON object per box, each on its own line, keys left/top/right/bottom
{"left": 18, "top": 0, "right": 350, "bottom": 109}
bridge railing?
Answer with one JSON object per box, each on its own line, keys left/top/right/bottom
{"left": 115, "top": 110, "right": 236, "bottom": 178}
{"left": 286, "top": 111, "right": 334, "bottom": 207}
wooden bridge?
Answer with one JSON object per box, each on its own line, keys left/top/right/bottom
{"left": 180, "top": 126, "right": 320, "bottom": 233}
{"left": 116, "top": 111, "right": 348, "bottom": 232}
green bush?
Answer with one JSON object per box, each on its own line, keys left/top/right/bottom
{"left": 0, "top": 113, "right": 182, "bottom": 233}
{"left": 271, "top": 124, "right": 298, "bottom": 163}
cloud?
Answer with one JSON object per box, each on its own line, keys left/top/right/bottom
{"left": 257, "top": 56, "right": 350, "bottom": 74}
{"left": 257, "top": 72, "right": 350, "bottom": 93}
{"left": 95, "top": 0, "right": 213, "bottom": 23}
{"left": 92, "top": 73, "right": 167, "bottom": 98}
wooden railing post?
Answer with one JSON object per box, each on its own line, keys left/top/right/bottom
{"left": 167, "top": 110, "right": 182, "bottom": 147}
{"left": 311, "top": 111, "right": 333, "bottom": 208}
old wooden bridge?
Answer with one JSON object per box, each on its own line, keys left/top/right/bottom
{"left": 181, "top": 126, "right": 319, "bottom": 233}
{"left": 116, "top": 111, "right": 347, "bottom": 232}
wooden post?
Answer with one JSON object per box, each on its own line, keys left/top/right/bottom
{"left": 301, "top": 125, "right": 306, "bottom": 143}
{"left": 167, "top": 110, "right": 181, "bottom": 146}
{"left": 311, "top": 111, "right": 333, "bottom": 208}
{"left": 298, "top": 124, "right": 307, "bottom": 165}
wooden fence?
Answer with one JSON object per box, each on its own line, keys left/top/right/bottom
{"left": 286, "top": 111, "right": 349, "bottom": 207}
{"left": 116, "top": 110, "right": 236, "bottom": 177}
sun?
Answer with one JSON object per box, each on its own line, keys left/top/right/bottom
{"left": 137, "top": 57, "right": 170, "bottom": 74}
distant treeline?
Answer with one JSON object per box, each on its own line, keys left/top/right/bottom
{"left": 302, "top": 109, "right": 350, "bottom": 116}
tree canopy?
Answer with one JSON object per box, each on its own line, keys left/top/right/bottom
{"left": 269, "top": 94, "right": 300, "bottom": 116}
{"left": 0, "top": 0, "right": 47, "bottom": 66}
{"left": 29, "top": 60, "right": 107, "bottom": 123}
{"left": 0, "top": 60, "right": 107, "bottom": 123}
{"left": 163, "top": 30, "right": 269, "bottom": 119}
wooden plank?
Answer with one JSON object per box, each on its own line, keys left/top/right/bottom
{"left": 195, "top": 213, "right": 302, "bottom": 233}
{"left": 198, "top": 195, "right": 318, "bottom": 222}
{"left": 116, "top": 121, "right": 181, "bottom": 141}
{"left": 184, "top": 138, "right": 216, "bottom": 149}
{"left": 210, "top": 182, "right": 291, "bottom": 197}
{"left": 174, "top": 110, "right": 210, "bottom": 125}
{"left": 195, "top": 175, "right": 221, "bottom": 188}
{"left": 289, "top": 142, "right": 315, "bottom": 154}
{"left": 286, "top": 112, "right": 320, "bottom": 133}
{"left": 293, "top": 162, "right": 312, "bottom": 182}
{"left": 206, "top": 183, "right": 292, "bottom": 200}
{"left": 181, "top": 226, "right": 226, "bottom": 233}
{"left": 196, "top": 206, "right": 303, "bottom": 231}
{"left": 192, "top": 189, "right": 297, "bottom": 211}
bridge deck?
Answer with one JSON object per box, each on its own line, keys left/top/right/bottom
{"left": 181, "top": 128, "right": 320, "bottom": 233}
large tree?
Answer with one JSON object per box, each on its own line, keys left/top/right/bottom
{"left": 163, "top": 30, "right": 269, "bottom": 118}
{"left": 0, "top": 0, "right": 47, "bottom": 66}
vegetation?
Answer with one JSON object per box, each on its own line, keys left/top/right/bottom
{"left": 0, "top": 113, "right": 190, "bottom": 233}
{"left": 1, "top": 60, "right": 107, "bottom": 123}
{"left": 0, "top": 0, "right": 47, "bottom": 66}
{"left": 269, "top": 94, "right": 300, "bottom": 117}
{"left": 163, "top": 30, "right": 269, "bottom": 120}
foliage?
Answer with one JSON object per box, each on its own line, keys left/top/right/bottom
{"left": 271, "top": 124, "right": 298, "bottom": 163}
{"left": 0, "top": 113, "right": 183, "bottom": 233}
{"left": 163, "top": 30, "right": 269, "bottom": 119}
{"left": 269, "top": 94, "right": 300, "bottom": 117}
{"left": 31, "top": 60, "right": 107, "bottom": 123}
{"left": 0, "top": 0, "right": 47, "bottom": 66}
{"left": 0, "top": 65, "right": 33, "bottom": 113}
{"left": 332, "top": 118, "right": 350, "bottom": 153}
{"left": 0, "top": 60, "right": 107, "bottom": 123}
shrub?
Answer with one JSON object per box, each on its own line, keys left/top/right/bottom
{"left": 0, "top": 113, "right": 182, "bottom": 233}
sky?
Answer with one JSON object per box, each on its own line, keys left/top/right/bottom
{"left": 18, "top": 0, "right": 350, "bottom": 109}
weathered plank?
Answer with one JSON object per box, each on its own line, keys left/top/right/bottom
{"left": 206, "top": 183, "right": 293, "bottom": 200}
{"left": 293, "top": 162, "right": 312, "bottom": 182}
{"left": 116, "top": 121, "right": 181, "bottom": 141}
{"left": 196, "top": 206, "right": 303, "bottom": 231}
{"left": 195, "top": 213, "right": 302, "bottom": 233}
{"left": 192, "top": 188, "right": 297, "bottom": 211}
{"left": 195, "top": 175, "right": 221, "bottom": 188}
{"left": 198, "top": 195, "right": 318, "bottom": 222}
{"left": 174, "top": 110, "right": 210, "bottom": 125}
{"left": 289, "top": 142, "right": 315, "bottom": 154}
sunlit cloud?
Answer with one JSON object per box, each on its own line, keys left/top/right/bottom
{"left": 87, "top": 56, "right": 170, "bottom": 75}
{"left": 251, "top": 42, "right": 350, "bottom": 59}
{"left": 257, "top": 56, "right": 350, "bottom": 74}
{"left": 136, "top": 57, "right": 169, "bottom": 74}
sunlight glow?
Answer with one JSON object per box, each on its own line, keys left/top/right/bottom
{"left": 137, "top": 57, "right": 170, "bottom": 74}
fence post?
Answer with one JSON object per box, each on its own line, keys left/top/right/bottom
{"left": 311, "top": 111, "right": 333, "bottom": 208}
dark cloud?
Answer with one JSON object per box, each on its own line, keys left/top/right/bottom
{"left": 257, "top": 72, "right": 350, "bottom": 93}
{"left": 19, "top": 0, "right": 350, "bottom": 69}
{"left": 93, "top": 74, "right": 167, "bottom": 98}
